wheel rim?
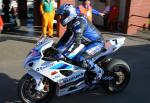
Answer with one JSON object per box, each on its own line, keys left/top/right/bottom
{"left": 115, "top": 71, "right": 125, "bottom": 85}
{"left": 22, "top": 78, "right": 50, "bottom": 102}
{"left": 108, "top": 65, "right": 129, "bottom": 91}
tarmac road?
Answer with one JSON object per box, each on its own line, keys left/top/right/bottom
{"left": 0, "top": 34, "right": 150, "bottom": 103}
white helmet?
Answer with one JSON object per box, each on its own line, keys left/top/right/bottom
{"left": 56, "top": 4, "right": 77, "bottom": 26}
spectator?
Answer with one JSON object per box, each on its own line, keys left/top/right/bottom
{"left": 103, "top": 1, "right": 111, "bottom": 30}
{"left": 40, "top": 0, "right": 57, "bottom": 38}
{"left": 108, "top": 5, "right": 119, "bottom": 31}
{"left": 10, "top": 0, "right": 20, "bottom": 27}
{"left": 76, "top": 0, "right": 105, "bottom": 22}
{"left": 0, "top": 14, "right": 4, "bottom": 33}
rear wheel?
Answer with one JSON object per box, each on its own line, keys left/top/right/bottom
{"left": 18, "top": 74, "right": 56, "bottom": 103}
{"left": 101, "top": 59, "right": 130, "bottom": 93}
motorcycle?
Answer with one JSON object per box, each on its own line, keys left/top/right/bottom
{"left": 18, "top": 36, "right": 130, "bottom": 103}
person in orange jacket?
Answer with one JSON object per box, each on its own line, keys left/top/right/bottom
{"left": 76, "top": 0, "right": 105, "bottom": 22}
{"left": 40, "top": 0, "right": 57, "bottom": 37}
{"left": 0, "top": 15, "right": 4, "bottom": 33}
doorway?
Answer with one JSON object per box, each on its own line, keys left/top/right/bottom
{"left": 27, "top": 0, "right": 34, "bottom": 19}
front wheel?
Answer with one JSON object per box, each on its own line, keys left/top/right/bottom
{"left": 18, "top": 74, "right": 56, "bottom": 103}
{"left": 101, "top": 59, "right": 130, "bottom": 93}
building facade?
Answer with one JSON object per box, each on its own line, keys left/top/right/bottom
{"left": 1, "top": 0, "right": 149, "bottom": 35}
{"left": 56, "top": 0, "right": 150, "bottom": 35}
{"left": 76, "top": 0, "right": 150, "bottom": 35}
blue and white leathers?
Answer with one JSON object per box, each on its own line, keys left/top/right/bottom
{"left": 79, "top": 16, "right": 103, "bottom": 41}
{"left": 56, "top": 15, "right": 104, "bottom": 71}
{"left": 23, "top": 36, "right": 126, "bottom": 96}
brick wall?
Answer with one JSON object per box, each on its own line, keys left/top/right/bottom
{"left": 127, "top": 0, "right": 150, "bottom": 35}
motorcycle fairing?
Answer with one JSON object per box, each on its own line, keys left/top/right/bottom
{"left": 24, "top": 37, "right": 126, "bottom": 97}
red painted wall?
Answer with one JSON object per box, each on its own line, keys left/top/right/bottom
{"left": 127, "top": 0, "right": 150, "bottom": 35}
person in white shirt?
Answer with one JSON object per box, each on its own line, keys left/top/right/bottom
{"left": 10, "top": 0, "right": 20, "bottom": 27}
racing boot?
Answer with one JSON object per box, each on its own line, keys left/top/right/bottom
{"left": 90, "top": 64, "right": 103, "bottom": 81}
{"left": 82, "top": 60, "right": 102, "bottom": 85}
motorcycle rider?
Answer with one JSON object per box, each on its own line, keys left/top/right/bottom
{"left": 56, "top": 4, "right": 104, "bottom": 84}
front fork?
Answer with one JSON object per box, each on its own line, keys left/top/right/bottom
{"left": 27, "top": 70, "right": 46, "bottom": 92}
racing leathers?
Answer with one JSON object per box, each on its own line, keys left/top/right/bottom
{"left": 56, "top": 15, "right": 104, "bottom": 80}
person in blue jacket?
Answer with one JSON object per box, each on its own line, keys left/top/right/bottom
{"left": 56, "top": 4, "right": 104, "bottom": 84}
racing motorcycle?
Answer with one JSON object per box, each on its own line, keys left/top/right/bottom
{"left": 18, "top": 36, "right": 130, "bottom": 103}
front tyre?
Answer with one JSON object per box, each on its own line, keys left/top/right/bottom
{"left": 18, "top": 74, "right": 56, "bottom": 103}
{"left": 102, "top": 59, "right": 130, "bottom": 93}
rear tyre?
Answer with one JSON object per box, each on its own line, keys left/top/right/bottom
{"left": 18, "top": 74, "right": 56, "bottom": 103}
{"left": 101, "top": 59, "right": 130, "bottom": 93}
